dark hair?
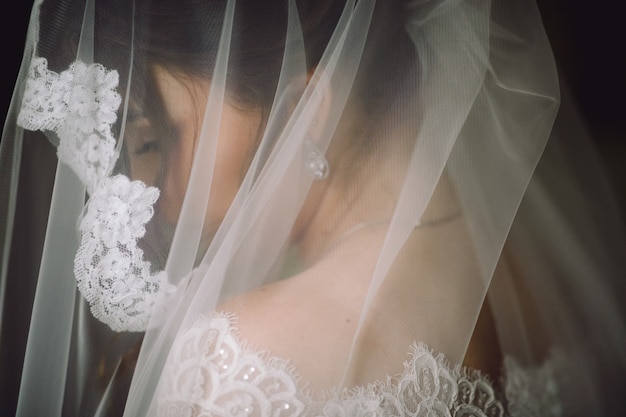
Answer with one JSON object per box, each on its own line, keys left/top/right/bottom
{"left": 38, "top": 0, "right": 418, "bottom": 143}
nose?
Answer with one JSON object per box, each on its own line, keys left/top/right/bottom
{"left": 156, "top": 135, "right": 195, "bottom": 227}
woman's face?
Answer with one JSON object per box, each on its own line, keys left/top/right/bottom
{"left": 125, "top": 66, "right": 263, "bottom": 242}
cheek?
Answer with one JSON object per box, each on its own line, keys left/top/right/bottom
{"left": 154, "top": 121, "right": 195, "bottom": 226}
{"left": 205, "top": 105, "right": 261, "bottom": 228}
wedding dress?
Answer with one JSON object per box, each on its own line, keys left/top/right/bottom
{"left": 1, "top": 0, "right": 625, "bottom": 416}
{"left": 156, "top": 311, "right": 571, "bottom": 417}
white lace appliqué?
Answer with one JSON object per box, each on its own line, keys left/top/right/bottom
{"left": 18, "top": 56, "right": 173, "bottom": 332}
{"left": 503, "top": 356, "right": 563, "bottom": 417}
{"left": 158, "top": 314, "right": 307, "bottom": 417}
{"left": 158, "top": 313, "right": 565, "bottom": 417}
{"left": 18, "top": 56, "right": 122, "bottom": 193}
{"left": 74, "top": 175, "right": 174, "bottom": 332}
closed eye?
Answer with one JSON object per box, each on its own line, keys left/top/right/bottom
{"left": 134, "top": 139, "right": 160, "bottom": 156}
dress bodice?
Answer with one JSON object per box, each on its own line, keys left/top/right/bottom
{"left": 157, "top": 312, "right": 565, "bottom": 417}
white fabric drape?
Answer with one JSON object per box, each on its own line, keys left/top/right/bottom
{"left": 1, "top": 0, "right": 624, "bottom": 416}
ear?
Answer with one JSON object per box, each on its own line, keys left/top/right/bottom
{"left": 301, "top": 68, "right": 333, "bottom": 153}
{"left": 293, "top": 67, "right": 332, "bottom": 183}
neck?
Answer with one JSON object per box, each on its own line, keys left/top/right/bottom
{"left": 297, "top": 172, "right": 461, "bottom": 266}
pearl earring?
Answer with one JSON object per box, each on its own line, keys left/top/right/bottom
{"left": 303, "top": 137, "right": 329, "bottom": 180}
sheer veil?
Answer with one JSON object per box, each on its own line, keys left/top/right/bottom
{"left": 1, "top": 0, "right": 625, "bottom": 416}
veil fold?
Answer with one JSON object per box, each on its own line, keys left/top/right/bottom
{"left": 1, "top": 0, "right": 624, "bottom": 416}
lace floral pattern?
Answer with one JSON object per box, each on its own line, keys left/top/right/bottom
{"left": 503, "top": 356, "right": 564, "bottom": 417}
{"left": 74, "top": 174, "right": 174, "bottom": 332}
{"left": 158, "top": 313, "right": 565, "bottom": 417}
{"left": 17, "top": 57, "right": 174, "bottom": 332}
{"left": 158, "top": 314, "right": 307, "bottom": 417}
{"left": 17, "top": 57, "right": 122, "bottom": 193}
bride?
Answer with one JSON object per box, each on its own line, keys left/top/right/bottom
{"left": 1, "top": 0, "right": 625, "bottom": 416}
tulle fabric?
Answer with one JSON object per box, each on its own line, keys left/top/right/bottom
{"left": 1, "top": 0, "right": 624, "bottom": 416}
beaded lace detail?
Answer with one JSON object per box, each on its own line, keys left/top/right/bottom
{"left": 158, "top": 313, "right": 564, "bottom": 417}
{"left": 17, "top": 56, "right": 122, "bottom": 194}
{"left": 158, "top": 314, "right": 308, "bottom": 417}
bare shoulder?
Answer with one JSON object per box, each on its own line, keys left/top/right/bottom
{"left": 218, "top": 274, "right": 304, "bottom": 342}
{"left": 216, "top": 267, "right": 357, "bottom": 389}
{"left": 217, "top": 268, "right": 337, "bottom": 346}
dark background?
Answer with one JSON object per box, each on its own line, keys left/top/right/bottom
{"left": 2, "top": 0, "right": 625, "bottom": 211}
{"left": 536, "top": 0, "right": 625, "bottom": 214}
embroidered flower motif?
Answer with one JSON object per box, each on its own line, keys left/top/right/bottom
{"left": 454, "top": 375, "right": 506, "bottom": 417}
{"left": 74, "top": 175, "right": 174, "bottom": 332}
{"left": 81, "top": 175, "right": 157, "bottom": 248}
{"left": 18, "top": 57, "right": 174, "bottom": 332}
{"left": 17, "top": 57, "right": 122, "bottom": 193}
{"left": 504, "top": 354, "right": 564, "bottom": 417}
{"left": 392, "top": 345, "right": 459, "bottom": 416}
{"left": 379, "top": 392, "right": 404, "bottom": 416}
{"left": 159, "top": 314, "right": 307, "bottom": 417}
{"left": 18, "top": 57, "right": 69, "bottom": 130}
{"left": 219, "top": 392, "right": 257, "bottom": 417}
{"left": 415, "top": 398, "right": 452, "bottom": 417}
{"left": 413, "top": 349, "right": 458, "bottom": 405}
{"left": 158, "top": 314, "right": 568, "bottom": 417}
{"left": 97, "top": 248, "right": 133, "bottom": 289}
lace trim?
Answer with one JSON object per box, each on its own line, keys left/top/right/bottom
{"left": 74, "top": 174, "right": 174, "bottom": 332}
{"left": 503, "top": 356, "right": 564, "bottom": 417}
{"left": 158, "top": 313, "right": 308, "bottom": 417}
{"left": 17, "top": 56, "right": 122, "bottom": 194}
{"left": 17, "top": 57, "right": 174, "bottom": 332}
{"left": 158, "top": 312, "right": 565, "bottom": 417}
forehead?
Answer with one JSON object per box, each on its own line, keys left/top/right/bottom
{"left": 152, "top": 66, "right": 211, "bottom": 125}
